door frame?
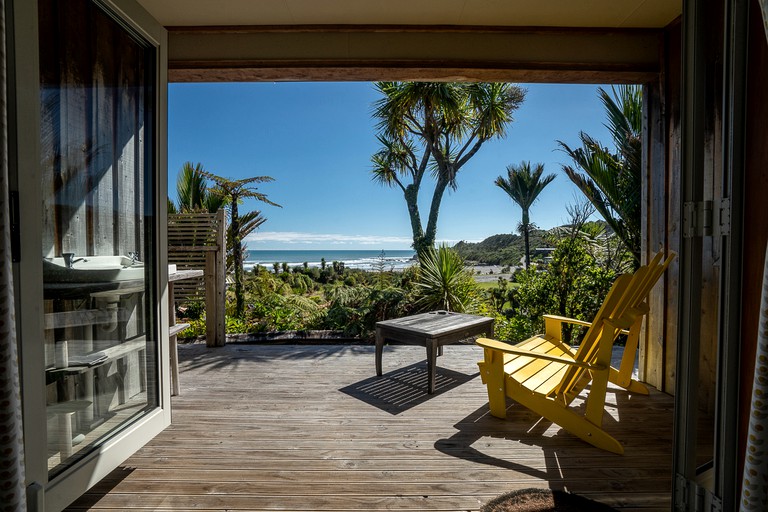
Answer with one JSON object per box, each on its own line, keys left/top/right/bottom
{"left": 8, "top": 0, "right": 170, "bottom": 510}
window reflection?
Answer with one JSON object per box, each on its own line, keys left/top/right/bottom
{"left": 38, "top": 0, "right": 157, "bottom": 476}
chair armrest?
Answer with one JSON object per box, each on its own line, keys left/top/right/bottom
{"left": 543, "top": 314, "right": 630, "bottom": 335}
{"left": 542, "top": 314, "right": 592, "bottom": 328}
{"left": 476, "top": 338, "right": 605, "bottom": 371}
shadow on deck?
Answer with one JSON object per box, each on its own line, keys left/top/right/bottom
{"left": 67, "top": 343, "right": 674, "bottom": 511}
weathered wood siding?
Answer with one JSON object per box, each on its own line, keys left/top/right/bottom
{"left": 38, "top": 0, "right": 149, "bottom": 259}
{"left": 640, "top": 20, "right": 682, "bottom": 395}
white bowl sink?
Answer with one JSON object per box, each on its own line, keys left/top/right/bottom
{"left": 43, "top": 255, "right": 145, "bottom": 284}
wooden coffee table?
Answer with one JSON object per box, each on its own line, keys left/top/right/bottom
{"left": 375, "top": 311, "right": 494, "bottom": 394}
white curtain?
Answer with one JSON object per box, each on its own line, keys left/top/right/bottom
{"left": 741, "top": 241, "right": 768, "bottom": 510}
{"left": 0, "top": 0, "right": 26, "bottom": 510}
{"left": 741, "top": 5, "right": 768, "bottom": 510}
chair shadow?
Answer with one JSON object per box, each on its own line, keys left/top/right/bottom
{"left": 339, "top": 361, "right": 479, "bottom": 415}
{"left": 434, "top": 404, "right": 555, "bottom": 479}
{"left": 433, "top": 386, "right": 663, "bottom": 481}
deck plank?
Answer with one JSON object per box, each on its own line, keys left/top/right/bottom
{"left": 67, "top": 343, "right": 674, "bottom": 511}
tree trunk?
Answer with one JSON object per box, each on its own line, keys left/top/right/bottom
{"left": 422, "top": 178, "right": 449, "bottom": 253}
{"left": 231, "top": 200, "right": 244, "bottom": 317}
{"left": 522, "top": 208, "right": 531, "bottom": 269}
{"left": 404, "top": 184, "right": 427, "bottom": 254}
{"left": 524, "top": 226, "right": 531, "bottom": 269}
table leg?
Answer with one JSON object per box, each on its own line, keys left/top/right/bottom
{"left": 426, "top": 339, "right": 437, "bottom": 394}
{"left": 375, "top": 327, "right": 384, "bottom": 376}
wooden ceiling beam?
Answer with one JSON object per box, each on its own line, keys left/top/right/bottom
{"left": 168, "top": 25, "right": 662, "bottom": 83}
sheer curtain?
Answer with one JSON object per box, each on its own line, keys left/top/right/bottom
{"left": 0, "top": 0, "right": 27, "bottom": 510}
{"left": 741, "top": 245, "right": 768, "bottom": 511}
{"left": 740, "top": 5, "right": 768, "bottom": 510}
{"left": 741, "top": 242, "right": 768, "bottom": 510}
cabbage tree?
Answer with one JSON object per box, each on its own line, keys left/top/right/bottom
{"left": 371, "top": 82, "right": 526, "bottom": 254}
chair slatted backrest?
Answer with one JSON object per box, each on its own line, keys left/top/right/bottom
{"left": 549, "top": 273, "right": 634, "bottom": 398}
{"left": 553, "top": 250, "right": 675, "bottom": 398}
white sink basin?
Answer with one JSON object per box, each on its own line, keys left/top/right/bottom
{"left": 43, "top": 255, "right": 145, "bottom": 284}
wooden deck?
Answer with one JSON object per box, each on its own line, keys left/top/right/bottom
{"left": 67, "top": 343, "right": 674, "bottom": 511}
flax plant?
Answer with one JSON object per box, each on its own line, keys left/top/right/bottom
{"left": 415, "top": 245, "right": 478, "bottom": 313}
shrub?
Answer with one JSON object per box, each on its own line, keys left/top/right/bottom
{"left": 414, "top": 245, "right": 479, "bottom": 313}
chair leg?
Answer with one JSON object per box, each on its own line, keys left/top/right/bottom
{"left": 478, "top": 347, "right": 507, "bottom": 418}
{"left": 375, "top": 328, "right": 384, "bottom": 376}
{"left": 510, "top": 382, "right": 624, "bottom": 455}
{"left": 609, "top": 367, "right": 649, "bottom": 395}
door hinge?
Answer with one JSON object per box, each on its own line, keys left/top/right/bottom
{"left": 675, "top": 474, "right": 690, "bottom": 510}
{"left": 714, "top": 198, "right": 730, "bottom": 237}
{"left": 683, "top": 199, "right": 730, "bottom": 238}
{"left": 674, "top": 474, "right": 723, "bottom": 512}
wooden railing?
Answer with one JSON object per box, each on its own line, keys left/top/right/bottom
{"left": 168, "top": 210, "right": 226, "bottom": 347}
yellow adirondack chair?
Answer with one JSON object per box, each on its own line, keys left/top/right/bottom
{"left": 476, "top": 251, "right": 674, "bottom": 454}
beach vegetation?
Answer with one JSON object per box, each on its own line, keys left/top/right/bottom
{"left": 201, "top": 171, "right": 281, "bottom": 318}
{"left": 370, "top": 82, "right": 526, "bottom": 254}
{"left": 171, "top": 162, "right": 227, "bottom": 213}
{"left": 413, "top": 245, "right": 479, "bottom": 313}
{"left": 176, "top": 223, "right": 622, "bottom": 343}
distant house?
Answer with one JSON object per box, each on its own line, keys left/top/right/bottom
{"left": 533, "top": 247, "right": 556, "bottom": 265}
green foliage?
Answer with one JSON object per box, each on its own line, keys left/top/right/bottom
{"left": 558, "top": 85, "right": 642, "bottom": 268}
{"left": 174, "top": 236, "right": 616, "bottom": 345}
{"left": 507, "top": 236, "right": 616, "bottom": 344}
{"left": 414, "top": 245, "right": 479, "bottom": 313}
{"left": 178, "top": 318, "right": 206, "bottom": 339}
{"left": 172, "top": 162, "right": 227, "bottom": 213}
{"left": 323, "top": 285, "right": 412, "bottom": 338}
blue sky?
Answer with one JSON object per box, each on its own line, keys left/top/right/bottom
{"left": 168, "top": 82, "right": 613, "bottom": 250}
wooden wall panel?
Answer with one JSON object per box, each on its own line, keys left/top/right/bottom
{"left": 640, "top": 20, "right": 681, "bottom": 394}
{"left": 57, "top": 0, "right": 90, "bottom": 257}
{"left": 116, "top": 37, "right": 138, "bottom": 257}
{"left": 39, "top": 0, "right": 149, "bottom": 260}
{"left": 663, "top": 22, "right": 682, "bottom": 395}
{"left": 92, "top": 14, "right": 118, "bottom": 256}
{"left": 641, "top": 78, "right": 667, "bottom": 390}
{"left": 38, "top": 0, "right": 58, "bottom": 258}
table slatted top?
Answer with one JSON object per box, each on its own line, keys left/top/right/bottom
{"left": 375, "top": 311, "right": 493, "bottom": 337}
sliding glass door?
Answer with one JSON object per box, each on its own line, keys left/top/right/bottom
{"left": 12, "top": 0, "right": 169, "bottom": 510}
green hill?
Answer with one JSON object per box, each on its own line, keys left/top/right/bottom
{"left": 453, "top": 230, "right": 549, "bottom": 266}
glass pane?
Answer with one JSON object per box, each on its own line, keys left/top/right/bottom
{"left": 38, "top": 0, "right": 157, "bottom": 477}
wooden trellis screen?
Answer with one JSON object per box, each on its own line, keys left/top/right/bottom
{"left": 168, "top": 210, "right": 226, "bottom": 347}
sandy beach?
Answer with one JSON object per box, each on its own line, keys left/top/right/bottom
{"left": 470, "top": 264, "right": 515, "bottom": 283}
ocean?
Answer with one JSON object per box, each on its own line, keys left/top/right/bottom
{"left": 245, "top": 249, "right": 417, "bottom": 271}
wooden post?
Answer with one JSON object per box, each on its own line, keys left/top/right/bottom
{"left": 204, "top": 209, "right": 226, "bottom": 347}
{"left": 205, "top": 251, "right": 218, "bottom": 347}
{"left": 216, "top": 208, "right": 226, "bottom": 346}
